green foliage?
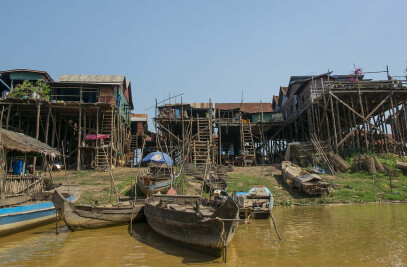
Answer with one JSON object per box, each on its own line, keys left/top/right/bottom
{"left": 9, "top": 80, "right": 51, "bottom": 99}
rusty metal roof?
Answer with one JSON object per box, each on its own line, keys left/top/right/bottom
{"left": 215, "top": 103, "right": 273, "bottom": 113}
{"left": 190, "top": 103, "right": 212, "bottom": 109}
{"left": 163, "top": 103, "right": 212, "bottom": 109}
{"left": 131, "top": 114, "right": 148, "bottom": 122}
{"left": 131, "top": 114, "right": 148, "bottom": 118}
{"left": 57, "top": 74, "right": 125, "bottom": 84}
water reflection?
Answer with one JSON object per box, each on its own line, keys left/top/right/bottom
{"left": 129, "top": 223, "right": 222, "bottom": 265}
{"left": 0, "top": 204, "right": 406, "bottom": 266}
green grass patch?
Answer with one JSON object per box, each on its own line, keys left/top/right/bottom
{"left": 331, "top": 172, "right": 407, "bottom": 203}
{"left": 227, "top": 173, "right": 274, "bottom": 193}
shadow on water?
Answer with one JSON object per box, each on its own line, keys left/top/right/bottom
{"left": 129, "top": 222, "right": 221, "bottom": 264}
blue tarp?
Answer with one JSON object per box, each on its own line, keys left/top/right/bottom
{"left": 142, "top": 151, "right": 173, "bottom": 166}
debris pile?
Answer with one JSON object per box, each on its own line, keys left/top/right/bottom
{"left": 286, "top": 140, "right": 350, "bottom": 175}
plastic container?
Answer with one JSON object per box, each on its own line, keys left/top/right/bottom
{"left": 12, "top": 160, "right": 24, "bottom": 175}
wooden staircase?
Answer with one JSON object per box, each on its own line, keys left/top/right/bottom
{"left": 129, "top": 135, "right": 138, "bottom": 166}
{"left": 94, "top": 111, "right": 115, "bottom": 170}
{"left": 95, "top": 145, "right": 111, "bottom": 170}
{"left": 193, "top": 118, "right": 213, "bottom": 166}
{"left": 100, "top": 110, "right": 115, "bottom": 135}
{"left": 241, "top": 122, "right": 255, "bottom": 161}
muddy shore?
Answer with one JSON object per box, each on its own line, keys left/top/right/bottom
{"left": 52, "top": 165, "right": 407, "bottom": 206}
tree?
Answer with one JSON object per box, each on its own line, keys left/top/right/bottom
{"left": 9, "top": 80, "right": 51, "bottom": 99}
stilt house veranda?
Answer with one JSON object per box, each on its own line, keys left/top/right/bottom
{"left": 273, "top": 71, "right": 407, "bottom": 157}
{"left": 0, "top": 71, "right": 134, "bottom": 170}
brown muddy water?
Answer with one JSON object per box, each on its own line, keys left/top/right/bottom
{"left": 0, "top": 204, "right": 406, "bottom": 266}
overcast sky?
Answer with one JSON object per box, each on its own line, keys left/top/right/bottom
{"left": 1, "top": 0, "right": 406, "bottom": 123}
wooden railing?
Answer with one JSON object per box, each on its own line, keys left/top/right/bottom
{"left": 3, "top": 174, "right": 44, "bottom": 197}
{"left": 308, "top": 79, "right": 407, "bottom": 101}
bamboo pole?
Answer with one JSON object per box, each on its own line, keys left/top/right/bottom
{"left": 33, "top": 102, "right": 41, "bottom": 173}
{"left": 77, "top": 85, "right": 82, "bottom": 170}
{"left": 329, "top": 95, "right": 338, "bottom": 152}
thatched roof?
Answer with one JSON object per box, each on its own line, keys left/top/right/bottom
{"left": 0, "top": 129, "right": 60, "bottom": 158}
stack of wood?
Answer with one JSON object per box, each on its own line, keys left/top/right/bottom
{"left": 395, "top": 161, "right": 407, "bottom": 176}
{"left": 327, "top": 152, "right": 351, "bottom": 173}
{"left": 352, "top": 154, "right": 399, "bottom": 177}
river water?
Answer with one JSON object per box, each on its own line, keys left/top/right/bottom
{"left": 0, "top": 204, "right": 406, "bottom": 266}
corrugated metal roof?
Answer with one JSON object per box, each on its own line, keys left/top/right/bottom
{"left": 10, "top": 72, "right": 43, "bottom": 80}
{"left": 190, "top": 103, "right": 212, "bottom": 109}
{"left": 163, "top": 103, "right": 212, "bottom": 109}
{"left": 215, "top": 103, "right": 273, "bottom": 113}
{"left": 131, "top": 117, "right": 148, "bottom": 122}
{"left": 131, "top": 114, "right": 148, "bottom": 118}
{"left": 57, "top": 74, "right": 125, "bottom": 84}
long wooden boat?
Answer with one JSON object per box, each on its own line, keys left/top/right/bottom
{"left": 294, "top": 174, "right": 329, "bottom": 195}
{"left": 144, "top": 195, "right": 240, "bottom": 257}
{"left": 282, "top": 161, "right": 304, "bottom": 189}
{"left": 137, "top": 175, "right": 172, "bottom": 196}
{"left": 0, "top": 185, "right": 80, "bottom": 237}
{"left": 282, "top": 162, "right": 329, "bottom": 195}
{"left": 235, "top": 186, "right": 274, "bottom": 219}
{"left": 52, "top": 190, "right": 145, "bottom": 231}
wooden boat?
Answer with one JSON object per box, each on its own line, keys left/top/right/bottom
{"left": 0, "top": 185, "right": 80, "bottom": 237}
{"left": 235, "top": 186, "right": 274, "bottom": 219}
{"left": 282, "top": 161, "right": 329, "bottom": 196}
{"left": 137, "top": 166, "right": 174, "bottom": 196}
{"left": 144, "top": 195, "right": 240, "bottom": 257}
{"left": 294, "top": 174, "right": 329, "bottom": 195}
{"left": 52, "top": 190, "right": 145, "bottom": 231}
{"left": 282, "top": 161, "right": 305, "bottom": 189}
{"left": 137, "top": 175, "right": 172, "bottom": 196}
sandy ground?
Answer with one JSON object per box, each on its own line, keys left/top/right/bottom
{"left": 50, "top": 165, "right": 406, "bottom": 206}
{"left": 52, "top": 167, "right": 146, "bottom": 204}
{"left": 49, "top": 165, "right": 326, "bottom": 205}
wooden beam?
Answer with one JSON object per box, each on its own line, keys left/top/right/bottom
{"left": 329, "top": 95, "right": 338, "bottom": 152}
{"left": 77, "top": 85, "right": 82, "bottom": 170}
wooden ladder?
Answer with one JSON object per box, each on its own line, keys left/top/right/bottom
{"left": 241, "top": 122, "right": 255, "bottom": 161}
{"left": 95, "top": 145, "right": 111, "bottom": 171}
{"left": 193, "top": 117, "right": 212, "bottom": 166}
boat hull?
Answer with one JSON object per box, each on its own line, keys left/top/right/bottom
{"left": 137, "top": 177, "right": 172, "bottom": 196}
{"left": 0, "top": 203, "right": 56, "bottom": 237}
{"left": 236, "top": 186, "right": 274, "bottom": 220}
{"left": 0, "top": 187, "right": 79, "bottom": 237}
{"left": 53, "top": 190, "right": 145, "bottom": 231}
{"left": 239, "top": 209, "right": 271, "bottom": 219}
{"left": 144, "top": 195, "right": 239, "bottom": 257}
